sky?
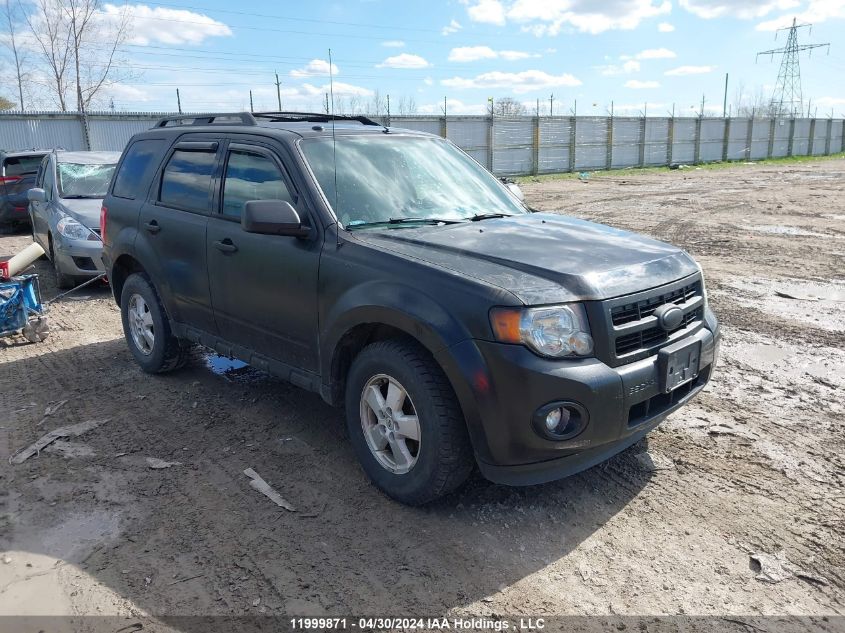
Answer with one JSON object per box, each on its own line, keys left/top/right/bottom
{"left": 4, "top": 0, "right": 845, "bottom": 116}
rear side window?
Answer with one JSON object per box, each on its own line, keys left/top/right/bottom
{"left": 159, "top": 149, "right": 217, "bottom": 213}
{"left": 113, "top": 139, "right": 166, "bottom": 199}
{"left": 222, "top": 151, "right": 293, "bottom": 219}
{"left": 3, "top": 155, "right": 46, "bottom": 176}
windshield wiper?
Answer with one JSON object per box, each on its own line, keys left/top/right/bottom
{"left": 347, "top": 217, "right": 465, "bottom": 229}
{"left": 467, "top": 212, "right": 514, "bottom": 221}
{"left": 61, "top": 194, "right": 102, "bottom": 199}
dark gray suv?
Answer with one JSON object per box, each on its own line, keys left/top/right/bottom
{"left": 102, "top": 112, "right": 720, "bottom": 504}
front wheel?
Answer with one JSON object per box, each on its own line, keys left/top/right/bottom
{"left": 120, "top": 273, "right": 188, "bottom": 373}
{"left": 345, "top": 339, "right": 473, "bottom": 505}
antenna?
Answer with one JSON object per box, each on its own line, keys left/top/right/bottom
{"left": 328, "top": 48, "right": 340, "bottom": 244}
{"left": 756, "top": 17, "right": 830, "bottom": 117}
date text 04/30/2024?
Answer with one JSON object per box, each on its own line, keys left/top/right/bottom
{"left": 290, "top": 617, "right": 546, "bottom": 630}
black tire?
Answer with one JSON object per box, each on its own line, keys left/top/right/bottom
{"left": 48, "top": 238, "right": 75, "bottom": 289}
{"left": 345, "top": 339, "right": 473, "bottom": 505}
{"left": 120, "top": 272, "right": 188, "bottom": 373}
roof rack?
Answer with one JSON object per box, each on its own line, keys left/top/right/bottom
{"left": 252, "top": 111, "right": 381, "bottom": 126}
{"left": 155, "top": 112, "right": 257, "bottom": 128}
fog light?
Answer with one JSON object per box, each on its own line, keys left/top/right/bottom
{"left": 533, "top": 401, "right": 589, "bottom": 441}
{"left": 545, "top": 408, "right": 563, "bottom": 431}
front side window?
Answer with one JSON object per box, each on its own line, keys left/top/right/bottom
{"left": 159, "top": 149, "right": 217, "bottom": 213}
{"left": 221, "top": 150, "right": 293, "bottom": 219}
{"left": 57, "top": 162, "right": 117, "bottom": 198}
{"left": 299, "top": 135, "right": 526, "bottom": 228}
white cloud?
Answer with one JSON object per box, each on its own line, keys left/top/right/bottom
{"left": 476, "top": 0, "right": 672, "bottom": 35}
{"left": 377, "top": 53, "right": 431, "bottom": 69}
{"left": 636, "top": 47, "right": 676, "bottom": 59}
{"left": 448, "top": 46, "right": 538, "bottom": 62}
{"left": 679, "top": 0, "right": 799, "bottom": 19}
{"left": 382, "top": 40, "right": 405, "bottom": 48}
{"left": 467, "top": 0, "right": 507, "bottom": 25}
{"left": 597, "top": 60, "right": 642, "bottom": 75}
{"left": 756, "top": 0, "right": 845, "bottom": 30}
{"left": 100, "top": 4, "right": 231, "bottom": 45}
{"left": 301, "top": 82, "right": 373, "bottom": 98}
{"left": 442, "top": 19, "right": 463, "bottom": 35}
{"left": 424, "top": 77, "right": 434, "bottom": 86}
{"left": 664, "top": 65, "right": 716, "bottom": 75}
{"left": 419, "top": 98, "right": 485, "bottom": 115}
{"left": 442, "top": 69, "right": 581, "bottom": 94}
{"left": 658, "top": 21, "right": 676, "bottom": 31}
{"left": 290, "top": 59, "right": 339, "bottom": 78}
{"left": 625, "top": 79, "right": 660, "bottom": 88}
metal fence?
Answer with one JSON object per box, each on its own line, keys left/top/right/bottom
{"left": 2, "top": 111, "right": 843, "bottom": 176}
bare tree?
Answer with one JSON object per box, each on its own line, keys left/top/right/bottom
{"left": 732, "top": 82, "right": 770, "bottom": 118}
{"left": 396, "top": 95, "right": 417, "bottom": 116}
{"left": 0, "top": 95, "right": 16, "bottom": 110}
{"left": 492, "top": 97, "right": 526, "bottom": 117}
{"left": 2, "top": 0, "right": 27, "bottom": 110}
{"left": 23, "top": 0, "right": 130, "bottom": 112}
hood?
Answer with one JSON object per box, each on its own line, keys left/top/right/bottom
{"left": 59, "top": 197, "right": 103, "bottom": 228}
{"left": 351, "top": 213, "right": 699, "bottom": 304}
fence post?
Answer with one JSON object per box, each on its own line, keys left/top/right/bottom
{"left": 666, "top": 117, "right": 674, "bottom": 166}
{"left": 694, "top": 117, "right": 702, "bottom": 164}
{"left": 532, "top": 116, "right": 540, "bottom": 176}
{"left": 638, "top": 117, "right": 646, "bottom": 167}
{"left": 79, "top": 111, "right": 92, "bottom": 151}
{"left": 722, "top": 117, "right": 731, "bottom": 162}
{"left": 842, "top": 118, "right": 845, "bottom": 154}
{"left": 745, "top": 117, "right": 754, "bottom": 161}
{"left": 487, "top": 115, "right": 494, "bottom": 172}
{"left": 807, "top": 118, "right": 816, "bottom": 156}
{"left": 787, "top": 119, "right": 796, "bottom": 157}
{"left": 767, "top": 118, "right": 776, "bottom": 158}
{"left": 824, "top": 118, "right": 832, "bottom": 155}
{"left": 439, "top": 116, "right": 447, "bottom": 139}
{"left": 569, "top": 116, "right": 577, "bottom": 173}
{"left": 606, "top": 116, "right": 613, "bottom": 170}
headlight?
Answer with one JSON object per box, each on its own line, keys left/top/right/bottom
{"left": 490, "top": 304, "right": 594, "bottom": 358}
{"left": 57, "top": 215, "right": 97, "bottom": 241}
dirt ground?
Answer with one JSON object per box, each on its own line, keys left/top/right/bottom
{"left": 1, "top": 158, "right": 843, "bottom": 626}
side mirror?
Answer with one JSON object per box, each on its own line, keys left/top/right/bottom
{"left": 27, "top": 188, "right": 46, "bottom": 203}
{"left": 242, "top": 200, "right": 309, "bottom": 238}
{"left": 506, "top": 182, "right": 525, "bottom": 202}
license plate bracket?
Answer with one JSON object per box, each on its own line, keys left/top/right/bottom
{"left": 658, "top": 339, "right": 702, "bottom": 393}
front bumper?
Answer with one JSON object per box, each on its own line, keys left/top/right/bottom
{"left": 438, "top": 313, "right": 719, "bottom": 486}
{"left": 53, "top": 237, "right": 106, "bottom": 278}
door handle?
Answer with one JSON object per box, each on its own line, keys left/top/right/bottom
{"left": 144, "top": 220, "right": 161, "bottom": 234}
{"left": 213, "top": 239, "right": 238, "bottom": 253}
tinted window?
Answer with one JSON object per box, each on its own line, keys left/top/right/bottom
{"left": 3, "top": 155, "right": 46, "bottom": 176}
{"left": 113, "top": 139, "right": 166, "bottom": 199}
{"left": 222, "top": 151, "right": 293, "bottom": 219}
{"left": 159, "top": 149, "right": 217, "bottom": 213}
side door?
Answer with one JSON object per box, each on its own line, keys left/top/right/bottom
{"left": 207, "top": 141, "right": 321, "bottom": 372}
{"left": 137, "top": 137, "right": 221, "bottom": 334}
{"left": 31, "top": 156, "right": 53, "bottom": 249}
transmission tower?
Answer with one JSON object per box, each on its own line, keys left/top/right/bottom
{"left": 756, "top": 18, "right": 829, "bottom": 118}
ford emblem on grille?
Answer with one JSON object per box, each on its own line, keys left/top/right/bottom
{"left": 654, "top": 304, "right": 684, "bottom": 331}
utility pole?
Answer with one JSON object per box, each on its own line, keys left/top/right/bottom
{"left": 699, "top": 94, "right": 706, "bottom": 118}
{"left": 549, "top": 93, "right": 554, "bottom": 117}
{"left": 386, "top": 94, "right": 391, "bottom": 125}
{"left": 442, "top": 96, "right": 447, "bottom": 117}
{"left": 324, "top": 93, "right": 330, "bottom": 114}
{"left": 274, "top": 71, "right": 282, "bottom": 110}
{"left": 723, "top": 73, "right": 729, "bottom": 118}
{"left": 756, "top": 17, "right": 830, "bottom": 118}
{"left": 176, "top": 88, "right": 182, "bottom": 114}
{"left": 249, "top": 90, "right": 254, "bottom": 113}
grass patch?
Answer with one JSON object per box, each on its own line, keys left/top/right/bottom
{"left": 514, "top": 151, "right": 845, "bottom": 184}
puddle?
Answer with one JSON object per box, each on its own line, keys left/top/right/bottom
{"left": 719, "top": 277, "right": 845, "bottom": 332}
{"left": 742, "top": 224, "right": 830, "bottom": 238}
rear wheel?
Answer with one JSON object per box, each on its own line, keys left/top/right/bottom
{"left": 345, "top": 339, "right": 473, "bottom": 505}
{"left": 120, "top": 272, "right": 188, "bottom": 373}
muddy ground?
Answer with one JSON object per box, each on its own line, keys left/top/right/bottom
{"left": 0, "top": 158, "right": 843, "bottom": 626}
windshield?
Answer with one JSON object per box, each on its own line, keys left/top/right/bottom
{"left": 57, "top": 162, "right": 117, "bottom": 198}
{"left": 299, "top": 135, "right": 526, "bottom": 228}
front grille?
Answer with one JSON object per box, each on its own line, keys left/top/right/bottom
{"left": 598, "top": 274, "right": 705, "bottom": 366}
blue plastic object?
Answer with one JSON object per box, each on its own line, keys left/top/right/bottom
{"left": 0, "top": 274, "right": 44, "bottom": 337}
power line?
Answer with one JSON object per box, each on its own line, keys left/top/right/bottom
{"left": 756, "top": 17, "right": 830, "bottom": 117}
